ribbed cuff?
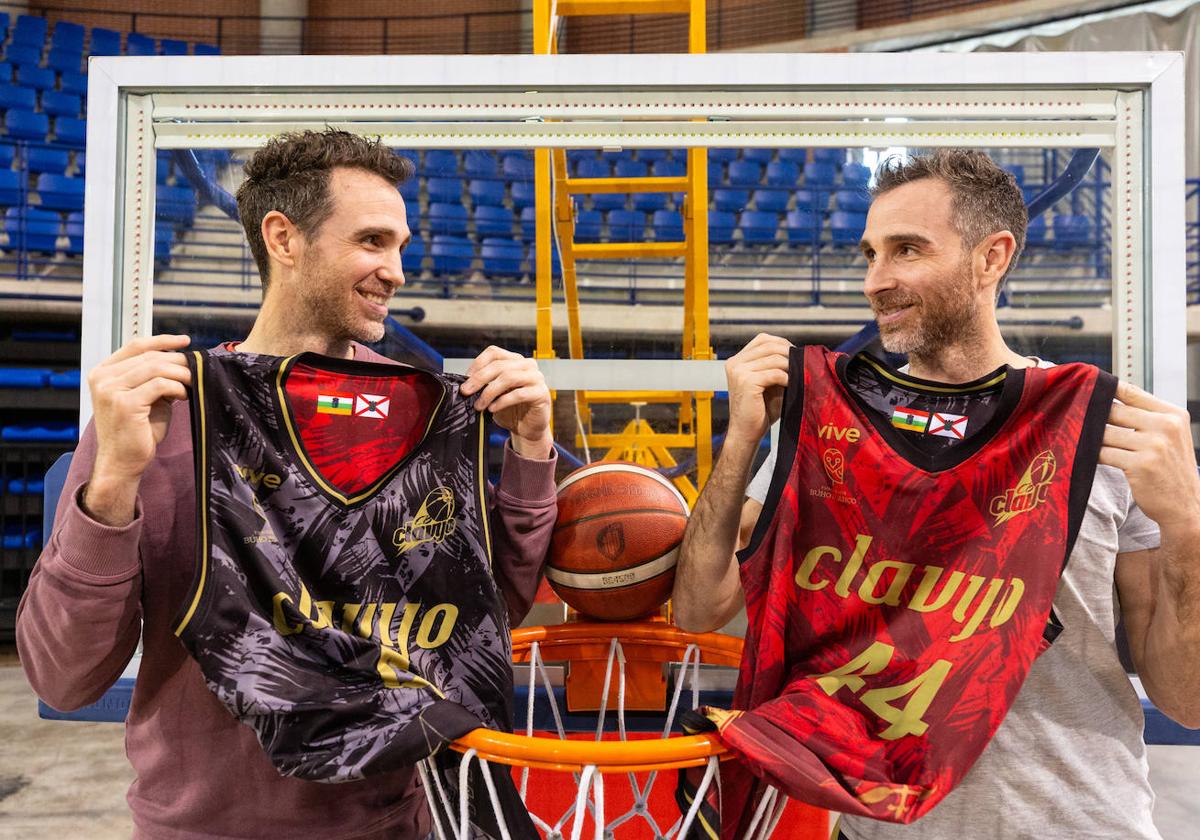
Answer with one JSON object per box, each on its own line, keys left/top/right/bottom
{"left": 498, "top": 440, "right": 558, "bottom": 504}
{"left": 51, "top": 484, "right": 144, "bottom": 580}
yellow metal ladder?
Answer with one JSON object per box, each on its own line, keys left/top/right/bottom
{"left": 531, "top": 0, "right": 712, "bottom": 504}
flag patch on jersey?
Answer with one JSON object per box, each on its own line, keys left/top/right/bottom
{"left": 890, "top": 406, "right": 930, "bottom": 432}
{"left": 929, "top": 412, "right": 968, "bottom": 440}
{"left": 355, "top": 394, "right": 390, "bottom": 419}
{"left": 317, "top": 393, "right": 354, "bottom": 415}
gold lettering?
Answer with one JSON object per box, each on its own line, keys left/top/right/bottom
{"left": 950, "top": 575, "right": 986, "bottom": 622}
{"left": 272, "top": 592, "right": 303, "bottom": 636}
{"left": 988, "top": 578, "right": 1025, "bottom": 629}
{"left": 416, "top": 604, "right": 459, "bottom": 650}
{"left": 908, "top": 567, "right": 967, "bottom": 613}
{"left": 796, "top": 546, "right": 837, "bottom": 591}
{"left": 834, "top": 534, "right": 874, "bottom": 597}
{"left": 858, "top": 561, "right": 916, "bottom": 607}
{"left": 396, "top": 603, "right": 421, "bottom": 659}
{"left": 860, "top": 659, "right": 954, "bottom": 740}
{"left": 949, "top": 578, "right": 1004, "bottom": 642}
{"left": 812, "top": 641, "right": 893, "bottom": 696}
{"left": 312, "top": 601, "right": 334, "bottom": 630}
{"left": 377, "top": 603, "right": 397, "bottom": 647}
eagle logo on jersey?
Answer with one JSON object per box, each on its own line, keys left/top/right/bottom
{"left": 393, "top": 486, "right": 458, "bottom": 554}
{"left": 989, "top": 450, "right": 1057, "bottom": 526}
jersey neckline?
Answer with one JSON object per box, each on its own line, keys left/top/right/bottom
{"left": 272, "top": 352, "right": 449, "bottom": 508}
{"left": 834, "top": 352, "right": 1028, "bottom": 474}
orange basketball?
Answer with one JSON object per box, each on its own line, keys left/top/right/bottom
{"left": 547, "top": 462, "right": 689, "bottom": 621}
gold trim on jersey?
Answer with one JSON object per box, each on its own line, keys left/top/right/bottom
{"left": 274, "top": 355, "right": 447, "bottom": 507}
{"left": 175, "top": 351, "right": 208, "bottom": 636}
{"left": 477, "top": 417, "right": 493, "bottom": 570}
{"left": 859, "top": 354, "right": 1006, "bottom": 394}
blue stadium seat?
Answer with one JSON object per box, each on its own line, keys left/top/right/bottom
{"left": 652, "top": 158, "right": 685, "bottom": 179}
{"left": 794, "top": 189, "right": 829, "bottom": 213}
{"left": 753, "top": 189, "right": 789, "bottom": 213}
{"left": 1052, "top": 214, "right": 1093, "bottom": 250}
{"left": 601, "top": 149, "right": 634, "bottom": 167}
{"left": 0, "top": 367, "right": 50, "bottom": 388}
{"left": 499, "top": 149, "right": 530, "bottom": 166}
{"left": 1025, "top": 215, "right": 1047, "bottom": 247}
{"left": 511, "top": 181, "right": 535, "bottom": 210}
{"left": 160, "top": 39, "right": 189, "bottom": 56}
{"left": 65, "top": 211, "right": 83, "bottom": 254}
{"left": 566, "top": 149, "right": 592, "bottom": 170}
{"left": 591, "top": 191, "right": 626, "bottom": 212}
{"left": 424, "top": 149, "right": 458, "bottom": 175}
{"left": 707, "top": 159, "right": 724, "bottom": 186}
{"left": 60, "top": 72, "right": 86, "bottom": 96}
{"left": 519, "top": 206, "right": 536, "bottom": 243}
{"left": 6, "top": 206, "right": 59, "bottom": 252}
{"left": 428, "top": 202, "right": 469, "bottom": 237}
{"left": 742, "top": 148, "right": 774, "bottom": 166}
{"left": 652, "top": 209, "right": 683, "bottom": 241}
{"left": 430, "top": 234, "right": 473, "bottom": 275}
{"left": 632, "top": 190, "right": 667, "bottom": 213}
{"left": 574, "top": 209, "right": 602, "bottom": 243}
{"left": 73, "top": 150, "right": 84, "bottom": 175}
{"left": 426, "top": 177, "right": 463, "bottom": 204}
{"left": 803, "top": 162, "right": 837, "bottom": 189}
{"left": 474, "top": 204, "right": 513, "bottom": 237}
{"left": 0, "top": 86, "right": 37, "bottom": 112}
{"left": 637, "top": 149, "right": 671, "bottom": 163}
{"left": 1003, "top": 164, "right": 1025, "bottom": 185}
{"left": 842, "top": 162, "right": 871, "bottom": 186}
{"left": 785, "top": 209, "right": 821, "bottom": 246}
{"left": 709, "top": 210, "right": 736, "bottom": 245}
{"left": 713, "top": 189, "right": 749, "bottom": 213}
{"left": 709, "top": 149, "right": 738, "bottom": 163}
{"left": 18, "top": 65, "right": 54, "bottom": 92}
{"left": 468, "top": 178, "right": 505, "bottom": 207}
{"left": 463, "top": 150, "right": 497, "bottom": 179}
{"left": 51, "top": 21, "right": 85, "bottom": 53}
{"left": 573, "top": 157, "right": 608, "bottom": 179}
{"left": 194, "top": 43, "right": 221, "bottom": 56}
{"left": 778, "top": 148, "right": 807, "bottom": 165}
{"left": 0, "top": 13, "right": 9, "bottom": 43}
{"left": 155, "top": 225, "right": 174, "bottom": 262}
{"left": 608, "top": 209, "right": 645, "bottom": 241}
{"left": 126, "top": 33, "right": 157, "bottom": 57}
{"left": 0, "top": 62, "right": 10, "bottom": 83}
{"left": 47, "top": 47, "right": 81, "bottom": 75}
{"left": 765, "top": 160, "right": 800, "bottom": 188}
{"left": 26, "top": 146, "right": 69, "bottom": 175}
{"left": 739, "top": 210, "right": 778, "bottom": 245}
{"left": 54, "top": 116, "right": 85, "bottom": 146}
{"left": 501, "top": 154, "right": 534, "bottom": 181}
{"left": 6, "top": 109, "right": 48, "bottom": 141}
{"left": 0, "top": 141, "right": 13, "bottom": 168}
{"left": 836, "top": 188, "right": 871, "bottom": 213}
{"left": 727, "top": 160, "right": 764, "bottom": 188}
{"left": 481, "top": 237, "right": 523, "bottom": 277}
{"left": 614, "top": 159, "right": 647, "bottom": 179}
{"left": 5, "top": 44, "right": 42, "bottom": 69}
{"left": 812, "top": 148, "right": 846, "bottom": 166}
{"left": 37, "top": 173, "right": 84, "bottom": 211}
{"left": 89, "top": 28, "right": 121, "bottom": 57}
{"left": 157, "top": 184, "right": 196, "bottom": 224}
{"left": 398, "top": 175, "right": 418, "bottom": 203}
{"left": 830, "top": 210, "right": 867, "bottom": 246}
{"left": 0, "top": 169, "right": 21, "bottom": 204}
{"left": 41, "top": 90, "right": 80, "bottom": 118}
{"left": 12, "top": 15, "right": 48, "bottom": 47}
{"left": 401, "top": 234, "right": 424, "bottom": 273}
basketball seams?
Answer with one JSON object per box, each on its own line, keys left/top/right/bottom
{"left": 545, "top": 546, "right": 679, "bottom": 590}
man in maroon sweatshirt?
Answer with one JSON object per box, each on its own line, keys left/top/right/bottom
{"left": 17, "top": 129, "right": 558, "bottom": 839}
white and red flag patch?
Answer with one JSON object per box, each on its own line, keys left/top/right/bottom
{"left": 928, "top": 412, "right": 968, "bottom": 440}
{"left": 355, "top": 393, "right": 390, "bottom": 419}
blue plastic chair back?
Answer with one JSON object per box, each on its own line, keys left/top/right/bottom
{"left": 836, "top": 188, "right": 871, "bottom": 214}
{"left": 6, "top": 108, "right": 48, "bottom": 140}
{"left": 0, "top": 169, "right": 21, "bottom": 204}
{"left": 511, "top": 181, "right": 535, "bottom": 210}
{"left": 424, "top": 149, "right": 458, "bottom": 175}
{"left": 428, "top": 201, "right": 469, "bottom": 236}
{"left": 36, "top": 172, "right": 85, "bottom": 211}
{"left": 812, "top": 148, "right": 846, "bottom": 166}
{"left": 590, "top": 191, "right": 626, "bottom": 212}
{"left": 574, "top": 208, "right": 603, "bottom": 242}
{"left": 501, "top": 155, "right": 534, "bottom": 181}
{"left": 739, "top": 210, "right": 778, "bottom": 244}
{"left": 42, "top": 90, "right": 81, "bottom": 118}
{"left": 804, "top": 162, "right": 837, "bottom": 188}
{"left": 65, "top": 210, "right": 83, "bottom": 254}
{"left": 89, "top": 28, "right": 121, "bottom": 56}
{"left": 777, "top": 148, "right": 807, "bottom": 165}
{"left": 60, "top": 72, "right": 86, "bottom": 96}
{"left": 765, "top": 160, "right": 800, "bottom": 188}
{"left": 426, "top": 176, "right": 463, "bottom": 204}
{"left": 27, "top": 145, "right": 69, "bottom": 175}
{"left": 126, "top": 33, "right": 157, "bottom": 56}
{"left": 0, "top": 140, "right": 13, "bottom": 168}
{"left": 463, "top": 150, "right": 497, "bottom": 178}
{"left": 574, "top": 157, "right": 608, "bottom": 179}
{"left": 54, "top": 116, "right": 86, "bottom": 146}
{"left": 709, "top": 210, "right": 736, "bottom": 245}
{"left": 652, "top": 209, "right": 684, "bottom": 241}
{"left": 474, "top": 203, "right": 514, "bottom": 237}
{"left": 614, "top": 159, "right": 647, "bottom": 179}
{"left": 193, "top": 43, "right": 221, "bottom": 56}
{"left": 708, "top": 148, "right": 738, "bottom": 163}
{"left": 727, "top": 159, "right": 764, "bottom": 188}
{"left": 652, "top": 159, "right": 685, "bottom": 179}
{"left": 6, "top": 206, "right": 60, "bottom": 252}
{"left": 632, "top": 192, "right": 667, "bottom": 213}
{"left": 12, "top": 15, "right": 48, "bottom": 48}
{"left": 401, "top": 234, "right": 425, "bottom": 273}
{"left": 430, "top": 234, "right": 473, "bottom": 275}
{"left": 5, "top": 44, "right": 42, "bottom": 69}
{"left": 841, "top": 162, "right": 871, "bottom": 187}
{"left": 519, "top": 206, "right": 536, "bottom": 243}
{"left": 785, "top": 209, "right": 820, "bottom": 246}
{"left": 753, "top": 189, "right": 789, "bottom": 213}
{"left": 830, "top": 210, "right": 867, "bottom": 246}
{"left": 0, "top": 85, "right": 37, "bottom": 112}
{"left": 742, "top": 148, "right": 774, "bottom": 166}
{"left": 160, "top": 39, "right": 188, "bottom": 56}
{"left": 713, "top": 188, "right": 749, "bottom": 213}
{"left": 468, "top": 178, "right": 505, "bottom": 207}
{"left": 608, "top": 209, "right": 645, "bottom": 241}
{"left": 51, "top": 21, "right": 85, "bottom": 53}
{"left": 481, "top": 237, "right": 524, "bottom": 277}
{"left": 18, "top": 65, "right": 54, "bottom": 91}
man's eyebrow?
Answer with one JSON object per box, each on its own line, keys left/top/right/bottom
{"left": 352, "top": 226, "right": 398, "bottom": 240}
{"left": 859, "top": 232, "right": 935, "bottom": 252}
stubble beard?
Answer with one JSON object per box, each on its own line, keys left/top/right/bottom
{"left": 874, "top": 265, "right": 983, "bottom": 366}
{"left": 297, "top": 262, "right": 387, "bottom": 346}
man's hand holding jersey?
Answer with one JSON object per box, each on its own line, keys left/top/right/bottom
{"left": 460, "top": 346, "right": 554, "bottom": 461}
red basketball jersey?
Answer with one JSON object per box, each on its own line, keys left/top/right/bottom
{"left": 713, "top": 346, "right": 1115, "bottom": 829}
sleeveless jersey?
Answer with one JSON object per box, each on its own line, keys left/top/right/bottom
{"left": 711, "top": 346, "right": 1115, "bottom": 830}
{"left": 174, "top": 349, "right": 514, "bottom": 783}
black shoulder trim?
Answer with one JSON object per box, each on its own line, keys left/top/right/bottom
{"left": 737, "top": 344, "right": 806, "bottom": 564}
{"left": 1062, "top": 368, "right": 1119, "bottom": 571}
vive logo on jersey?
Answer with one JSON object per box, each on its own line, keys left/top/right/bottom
{"left": 393, "top": 486, "right": 458, "bottom": 554}
{"left": 989, "top": 450, "right": 1056, "bottom": 527}
{"left": 235, "top": 464, "right": 283, "bottom": 490}
{"left": 818, "top": 422, "right": 861, "bottom": 443}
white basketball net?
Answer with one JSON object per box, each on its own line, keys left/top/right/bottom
{"left": 419, "top": 635, "right": 786, "bottom": 840}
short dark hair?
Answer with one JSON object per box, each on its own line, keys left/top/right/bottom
{"left": 236, "top": 129, "right": 414, "bottom": 293}
{"left": 871, "top": 149, "right": 1027, "bottom": 294}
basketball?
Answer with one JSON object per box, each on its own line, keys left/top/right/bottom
{"left": 547, "top": 462, "right": 690, "bottom": 621}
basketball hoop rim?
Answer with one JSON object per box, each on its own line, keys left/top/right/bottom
{"left": 448, "top": 620, "right": 743, "bottom": 773}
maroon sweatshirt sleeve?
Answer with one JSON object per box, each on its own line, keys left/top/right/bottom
{"left": 15, "top": 420, "right": 144, "bottom": 712}
{"left": 489, "top": 441, "right": 557, "bottom": 626}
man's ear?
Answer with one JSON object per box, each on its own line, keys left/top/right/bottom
{"left": 262, "top": 210, "right": 302, "bottom": 271}
{"left": 977, "top": 230, "right": 1017, "bottom": 296}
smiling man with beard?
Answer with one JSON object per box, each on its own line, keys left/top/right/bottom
{"left": 672, "top": 150, "right": 1200, "bottom": 839}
